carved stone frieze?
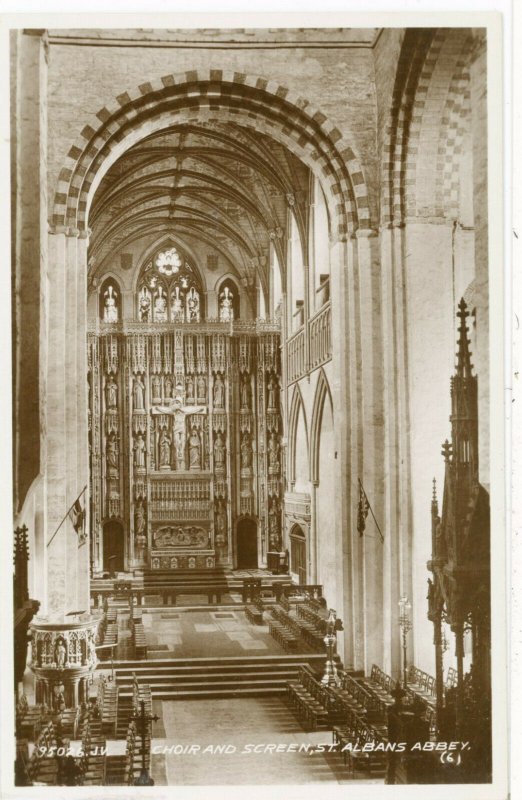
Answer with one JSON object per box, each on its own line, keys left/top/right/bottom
{"left": 153, "top": 524, "right": 209, "bottom": 549}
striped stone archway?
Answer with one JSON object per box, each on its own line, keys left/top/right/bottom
{"left": 380, "top": 29, "right": 474, "bottom": 226}
{"left": 51, "top": 69, "right": 372, "bottom": 240}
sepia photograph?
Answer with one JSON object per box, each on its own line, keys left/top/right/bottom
{"left": 3, "top": 8, "right": 510, "bottom": 797}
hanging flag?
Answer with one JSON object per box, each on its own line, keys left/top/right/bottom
{"left": 357, "top": 479, "right": 370, "bottom": 536}
{"left": 68, "top": 490, "right": 87, "bottom": 547}
{"left": 70, "top": 499, "right": 84, "bottom": 532}
{"left": 47, "top": 485, "right": 88, "bottom": 549}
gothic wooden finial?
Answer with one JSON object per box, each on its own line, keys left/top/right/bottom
{"left": 456, "top": 297, "right": 474, "bottom": 379}
{"left": 431, "top": 478, "right": 439, "bottom": 522}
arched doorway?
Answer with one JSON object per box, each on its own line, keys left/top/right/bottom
{"left": 103, "top": 521, "right": 125, "bottom": 575}
{"left": 236, "top": 519, "right": 258, "bottom": 569}
{"left": 290, "top": 525, "right": 307, "bottom": 584}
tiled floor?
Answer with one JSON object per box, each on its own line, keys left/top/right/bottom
{"left": 141, "top": 608, "right": 291, "bottom": 658}
{"left": 151, "top": 696, "right": 382, "bottom": 785}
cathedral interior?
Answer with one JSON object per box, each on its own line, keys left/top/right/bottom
{"left": 11, "top": 26, "right": 493, "bottom": 787}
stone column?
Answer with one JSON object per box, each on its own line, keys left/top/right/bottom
{"left": 469, "top": 30, "right": 489, "bottom": 485}
{"left": 12, "top": 29, "right": 48, "bottom": 515}
{"left": 379, "top": 222, "right": 406, "bottom": 680}
{"left": 356, "top": 228, "right": 385, "bottom": 673}
{"left": 46, "top": 228, "right": 90, "bottom": 617}
{"left": 329, "top": 233, "right": 358, "bottom": 669}
{"left": 309, "top": 481, "right": 318, "bottom": 584}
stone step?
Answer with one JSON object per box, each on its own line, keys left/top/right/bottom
{"left": 119, "top": 675, "right": 295, "bottom": 691}
{"left": 108, "top": 653, "right": 328, "bottom": 671}
{"left": 116, "top": 670, "right": 301, "bottom": 687}
{"left": 114, "top": 661, "right": 324, "bottom": 678}
{"left": 121, "top": 685, "right": 289, "bottom": 701}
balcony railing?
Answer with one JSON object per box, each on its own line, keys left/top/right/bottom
{"left": 309, "top": 302, "right": 332, "bottom": 371}
{"left": 286, "top": 301, "right": 331, "bottom": 384}
{"left": 287, "top": 327, "right": 306, "bottom": 384}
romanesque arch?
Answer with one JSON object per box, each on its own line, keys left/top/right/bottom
{"left": 51, "top": 71, "right": 372, "bottom": 239}
{"left": 380, "top": 28, "right": 475, "bottom": 226}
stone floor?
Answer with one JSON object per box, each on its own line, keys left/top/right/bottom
{"left": 150, "top": 696, "right": 382, "bottom": 785}
{"left": 140, "top": 607, "right": 294, "bottom": 658}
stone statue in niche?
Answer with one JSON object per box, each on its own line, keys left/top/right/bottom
{"left": 54, "top": 637, "right": 67, "bottom": 670}
{"left": 268, "top": 507, "right": 281, "bottom": 550}
{"left": 170, "top": 286, "right": 184, "bottom": 321}
{"left": 241, "top": 433, "right": 252, "bottom": 470}
{"left": 175, "top": 431, "right": 185, "bottom": 470}
{"left": 133, "top": 375, "right": 145, "bottom": 411}
{"left": 241, "top": 375, "right": 250, "bottom": 410}
{"left": 138, "top": 288, "right": 151, "bottom": 321}
{"left": 197, "top": 374, "right": 206, "bottom": 401}
{"left": 158, "top": 429, "right": 172, "bottom": 469}
{"left": 151, "top": 375, "right": 162, "bottom": 403}
{"left": 219, "top": 286, "right": 234, "bottom": 322}
{"left": 135, "top": 500, "right": 146, "bottom": 536}
{"left": 215, "top": 503, "right": 227, "bottom": 546}
{"left": 53, "top": 683, "right": 66, "bottom": 712}
{"left": 214, "top": 433, "right": 226, "bottom": 473}
{"left": 186, "top": 287, "right": 200, "bottom": 322}
{"left": 213, "top": 374, "right": 225, "bottom": 408}
{"left": 164, "top": 376, "right": 173, "bottom": 398}
{"left": 189, "top": 428, "right": 201, "bottom": 470}
{"left": 268, "top": 433, "right": 280, "bottom": 473}
{"left": 106, "top": 434, "right": 119, "bottom": 476}
{"left": 267, "top": 375, "right": 278, "bottom": 410}
{"left": 105, "top": 375, "right": 118, "bottom": 408}
{"left": 103, "top": 285, "right": 118, "bottom": 323}
{"left": 154, "top": 285, "right": 168, "bottom": 322}
{"left": 133, "top": 433, "right": 146, "bottom": 471}
{"left": 186, "top": 375, "right": 195, "bottom": 401}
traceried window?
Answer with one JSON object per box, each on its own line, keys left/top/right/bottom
{"left": 136, "top": 246, "right": 203, "bottom": 323}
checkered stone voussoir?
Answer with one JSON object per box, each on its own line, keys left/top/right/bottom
{"left": 52, "top": 70, "right": 372, "bottom": 235}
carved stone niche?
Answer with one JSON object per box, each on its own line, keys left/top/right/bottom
{"left": 29, "top": 617, "right": 99, "bottom": 709}
{"left": 284, "top": 491, "right": 311, "bottom": 538}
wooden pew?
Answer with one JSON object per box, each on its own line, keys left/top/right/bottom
{"left": 16, "top": 694, "right": 45, "bottom": 741}
{"left": 286, "top": 665, "right": 334, "bottom": 730}
{"left": 245, "top": 604, "right": 264, "bottom": 625}
{"left": 97, "top": 675, "right": 118, "bottom": 738}
{"left": 26, "top": 722, "right": 59, "bottom": 785}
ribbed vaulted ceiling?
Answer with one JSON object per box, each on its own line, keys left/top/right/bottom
{"left": 88, "top": 121, "right": 311, "bottom": 289}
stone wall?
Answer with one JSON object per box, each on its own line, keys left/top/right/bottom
{"left": 45, "top": 30, "right": 380, "bottom": 225}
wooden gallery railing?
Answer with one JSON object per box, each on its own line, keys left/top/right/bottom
{"left": 287, "top": 302, "right": 331, "bottom": 384}
{"left": 309, "top": 303, "right": 332, "bottom": 371}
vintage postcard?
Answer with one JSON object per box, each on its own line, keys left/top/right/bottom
{"left": 0, "top": 6, "right": 510, "bottom": 800}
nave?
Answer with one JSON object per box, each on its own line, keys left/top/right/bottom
{"left": 11, "top": 24, "right": 494, "bottom": 790}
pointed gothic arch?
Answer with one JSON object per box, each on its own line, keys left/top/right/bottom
{"left": 309, "top": 369, "right": 334, "bottom": 484}
{"left": 130, "top": 233, "right": 204, "bottom": 294}
{"left": 287, "top": 383, "right": 309, "bottom": 487}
